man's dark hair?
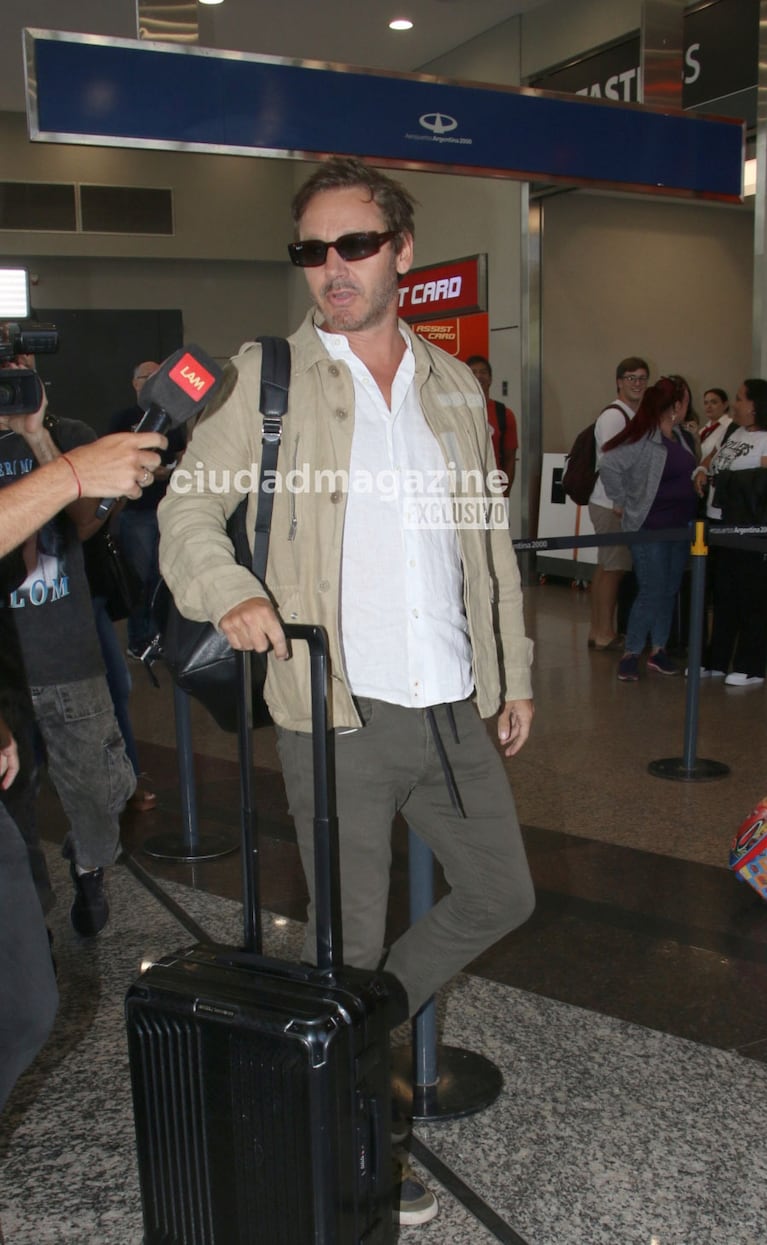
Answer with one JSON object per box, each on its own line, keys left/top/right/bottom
{"left": 744, "top": 377, "right": 767, "bottom": 428}
{"left": 616, "top": 356, "right": 649, "bottom": 381}
{"left": 467, "top": 355, "right": 492, "bottom": 378}
{"left": 291, "top": 157, "right": 417, "bottom": 254}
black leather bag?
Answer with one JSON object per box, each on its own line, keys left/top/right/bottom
{"left": 84, "top": 526, "right": 143, "bottom": 622}
{"left": 161, "top": 336, "right": 291, "bottom": 733}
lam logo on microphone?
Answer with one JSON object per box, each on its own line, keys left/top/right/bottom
{"left": 170, "top": 352, "right": 216, "bottom": 399}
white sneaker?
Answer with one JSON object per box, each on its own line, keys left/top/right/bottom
{"left": 685, "top": 667, "right": 726, "bottom": 678}
{"left": 724, "top": 672, "right": 765, "bottom": 687}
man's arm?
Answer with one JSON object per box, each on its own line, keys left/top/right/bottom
{"left": 479, "top": 410, "right": 534, "bottom": 752}
{"left": 0, "top": 432, "right": 167, "bottom": 558}
{"left": 595, "top": 446, "right": 627, "bottom": 512}
{"left": 158, "top": 349, "right": 278, "bottom": 629}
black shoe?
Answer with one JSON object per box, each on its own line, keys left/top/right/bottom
{"left": 69, "top": 864, "right": 110, "bottom": 937}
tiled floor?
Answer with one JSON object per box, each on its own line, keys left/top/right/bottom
{"left": 2, "top": 579, "right": 767, "bottom": 1243}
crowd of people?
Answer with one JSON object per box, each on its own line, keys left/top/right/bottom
{"left": 587, "top": 360, "right": 767, "bottom": 687}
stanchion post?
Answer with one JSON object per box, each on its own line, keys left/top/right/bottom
{"left": 648, "top": 521, "right": 730, "bottom": 782}
{"left": 176, "top": 682, "right": 199, "bottom": 847}
{"left": 141, "top": 681, "right": 241, "bottom": 862}
{"left": 390, "top": 826, "right": 504, "bottom": 1122}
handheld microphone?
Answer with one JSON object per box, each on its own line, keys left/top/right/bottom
{"left": 95, "top": 344, "right": 223, "bottom": 518}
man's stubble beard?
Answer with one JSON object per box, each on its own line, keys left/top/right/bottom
{"left": 318, "top": 260, "right": 401, "bottom": 334}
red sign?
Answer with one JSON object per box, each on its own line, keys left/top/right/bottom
{"left": 399, "top": 255, "right": 486, "bottom": 322}
{"left": 169, "top": 352, "right": 216, "bottom": 399}
{"left": 412, "top": 312, "right": 489, "bottom": 361}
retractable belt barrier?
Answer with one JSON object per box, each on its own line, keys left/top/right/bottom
{"left": 514, "top": 519, "right": 767, "bottom": 782}
{"left": 512, "top": 524, "right": 767, "bottom": 555}
{"left": 706, "top": 525, "right": 767, "bottom": 553}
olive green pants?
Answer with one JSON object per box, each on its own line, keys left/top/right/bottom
{"left": 276, "top": 697, "right": 535, "bottom": 1017}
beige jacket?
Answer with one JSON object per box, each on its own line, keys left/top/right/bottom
{"left": 158, "top": 310, "right": 533, "bottom": 731}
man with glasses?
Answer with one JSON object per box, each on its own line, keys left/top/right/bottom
{"left": 587, "top": 356, "right": 650, "bottom": 649}
{"left": 159, "top": 157, "right": 535, "bottom": 1228}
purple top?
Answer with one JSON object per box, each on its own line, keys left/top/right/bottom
{"left": 643, "top": 434, "right": 697, "bottom": 530}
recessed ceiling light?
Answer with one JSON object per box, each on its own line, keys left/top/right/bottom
{"left": 199, "top": 0, "right": 225, "bottom": 6}
{"left": 389, "top": 18, "right": 414, "bottom": 32}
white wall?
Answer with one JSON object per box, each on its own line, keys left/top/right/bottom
{"left": 20, "top": 255, "right": 292, "bottom": 361}
{"left": 520, "top": 0, "right": 641, "bottom": 78}
{"left": 0, "top": 112, "right": 295, "bottom": 261}
{"left": 541, "top": 191, "right": 754, "bottom": 452}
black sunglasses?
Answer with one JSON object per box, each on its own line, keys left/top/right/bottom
{"left": 288, "top": 230, "right": 396, "bottom": 268}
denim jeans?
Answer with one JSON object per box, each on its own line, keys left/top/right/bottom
{"left": 92, "top": 595, "right": 140, "bottom": 775}
{"left": 115, "top": 508, "right": 161, "bottom": 651}
{"left": 0, "top": 804, "right": 58, "bottom": 1111}
{"left": 276, "top": 698, "right": 535, "bottom": 1018}
{"left": 28, "top": 675, "right": 135, "bottom": 874}
{"left": 625, "top": 538, "right": 690, "bottom": 655}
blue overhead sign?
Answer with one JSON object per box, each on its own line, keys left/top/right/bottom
{"left": 24, "top": 30, "right": 744, "bottom": 201}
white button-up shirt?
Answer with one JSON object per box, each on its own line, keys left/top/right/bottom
{"left": 317, "top": 326, "right": 473, "bottom": 709}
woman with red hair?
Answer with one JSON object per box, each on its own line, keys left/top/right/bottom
{"left": 598, "top": 376, "right": 698, "bottom": 681}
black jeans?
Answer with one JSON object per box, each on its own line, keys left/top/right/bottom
{"left": 708, "top": 548, "right": 767, "bottom": 676}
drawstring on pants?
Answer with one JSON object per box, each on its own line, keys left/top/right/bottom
{"left": 425, "top": 704, "right": 466, "bottom": 818}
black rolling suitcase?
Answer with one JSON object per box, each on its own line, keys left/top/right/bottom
{"left": 125, "top": 625, "right": 394, "bottom": 1244}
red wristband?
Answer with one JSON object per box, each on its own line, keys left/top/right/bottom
{"left": 60, "top": 453, "right": 82, "bottom": 499}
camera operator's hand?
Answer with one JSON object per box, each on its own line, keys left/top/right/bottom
{"left": 66, "top": 432, "right": 168, "bottom": 501}
{"left": 0, "top": 431, "right": 167, "bottom": 558}
{"left": 0, "top": 714, "right": 20, "bottom": 791}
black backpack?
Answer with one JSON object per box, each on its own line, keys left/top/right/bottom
{"left": 562, "top": 403, "right": 627, "bottom": 506}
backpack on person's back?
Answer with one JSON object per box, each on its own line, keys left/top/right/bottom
{"left": 562, "top": 404, "right": 628, "bottom": 506}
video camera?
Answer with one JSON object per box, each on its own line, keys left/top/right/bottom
{"left": 0, "top": 267, "right": 59, "bottom": 416}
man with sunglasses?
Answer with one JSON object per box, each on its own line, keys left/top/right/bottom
{"left": 159, "top": 157, "right": 535, "bottom": 1227}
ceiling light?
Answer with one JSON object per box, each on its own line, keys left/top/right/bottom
{"left": 199, "top": 0, "right": 225, "bottom": 6}
{"left": 389, "top": 18, "right": 414, "bottom": 31}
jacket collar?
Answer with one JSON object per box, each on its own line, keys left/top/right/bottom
{"left": 290, "top": 307, "right": 437, "bottom": 386}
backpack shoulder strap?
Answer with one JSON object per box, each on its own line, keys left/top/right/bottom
{"left": 602, "top": 402, "right": 630, "bottom": 424}
{"left": 250, "top": 337, "right": 291, "bottom": 581}
{"left": 258, "top": 336, "right": 291, "bottom": 421}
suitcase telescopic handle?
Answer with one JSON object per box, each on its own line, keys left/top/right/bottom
{"left": 282, "top": 624, "right": 343, "bottom": 974}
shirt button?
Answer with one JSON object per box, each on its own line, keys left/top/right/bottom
{"left": 330, "top": 490, "right": 342, "bottom": 504}
{"left": 318, "top": 579, "right": 330, "bottom": 593}
{"left": 409, "top": 560, "right": 416, "bottom": 568}
{"left": 335, "top": 409, "right": 348, "bottom": 420}
{"left": 412, "top": 609, "right": 419, "bottom": 618}
{"left": 328, "top": 365, "right": 340, "bottom": 378}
